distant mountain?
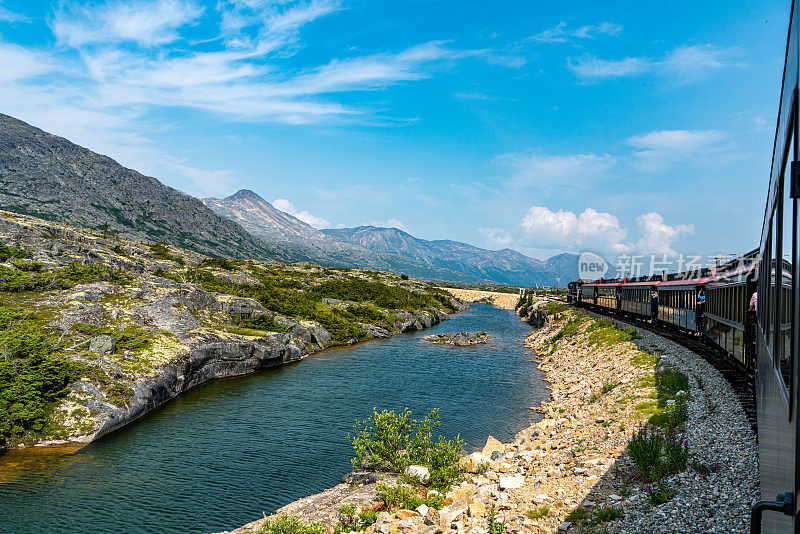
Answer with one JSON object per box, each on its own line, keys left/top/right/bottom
{"left": 202, "top": 190, "right": 392, "bottom": 268}
{"left": 323, "top": 226, "right": 577, "bottom": 287}
{"left": 0, "top": 114, "right": 277, "bottom": 260}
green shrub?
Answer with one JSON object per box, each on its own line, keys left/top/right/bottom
{"left": 487, "top": 510, "right": 506, "bottom": 534}
{"left": 645, "top": 481, "right": 675, "bottom": 505}
{"left": 400, "top": 274, "right": 409, "bottom": 280}
{"left": 110, "top": 244, "right": 128, "bottom": 256}
{"left": 662, "top": 432, "right": 688, "bottom": 475}
{"left": 526, "top": 506, "right": 550, "bottom": 519}
{"left": 251, "top": 514, "right": 327, "bottom": 534}
{"left": 200, "top": 257, "right": 237, "bottom": 270}
{"left": 0, "top": 242, "right": 31, "bottom": 262}
{"left": 656, "top": 368, "right": 689, "bottom": 398}
{"left": 627, "top": 427, "right": 663, "bottom": 480}
{"left": 0, "top": 354, "right": 84, "bottom": 447}
{"left": 236, "top": 314, "right": 289, "bottom": 333}
{"left": 594, "top": 506, "right": 623, "bottom": 522}
{"left": 11, "top": 261, "right": 42, "bottom": 272}
{"left": 350, "top": 408, "right": 464, "bottom": 492}
{"left": 149, "top": 242, "right": 185, "bottom": 265}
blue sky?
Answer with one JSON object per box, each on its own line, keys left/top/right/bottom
{"left": 0, "top": 0, "right": 789, "bottom": 261}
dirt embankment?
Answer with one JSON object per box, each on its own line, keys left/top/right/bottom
{"left": 440, "top": 288, "right": 520, "bottom": 310}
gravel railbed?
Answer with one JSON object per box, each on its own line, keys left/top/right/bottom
{"left": 609, "top": 318, "right": 759, "bottom": 534}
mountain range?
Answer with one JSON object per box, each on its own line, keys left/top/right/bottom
{"left": 0, "top": 113, "right": 577, "bottom": 286}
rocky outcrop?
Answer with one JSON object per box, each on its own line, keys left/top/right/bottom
{"left": 423, "top": 332, "right": 490, "bottom": 346}
{"left": 92, "top": 335, "right": 306, "bottom": 440}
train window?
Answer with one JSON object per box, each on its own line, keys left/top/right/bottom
{"left": 770, "top": 219, "right": 778, "bottom": 360}
{"left": 779, "top": 151, "right": 795, "bottom": 388}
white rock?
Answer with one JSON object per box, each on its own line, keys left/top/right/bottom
{"left": 558, "top": 521, "right": 572, "bottom": 531}
{"left": 404, "top": 464, "right": 431, "bottom": 484}
{"left": 533, "top": 493, "right": 550, "bottom": 503}
{"left": 498, "top": 474, "right": 525, "bottom": 490}
{"left": 416, "top": 504, "right": 430, "bottom": 518}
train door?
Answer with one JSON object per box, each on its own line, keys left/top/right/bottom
{"left": 754, "top": 4, "right": 799, "bottom": 530}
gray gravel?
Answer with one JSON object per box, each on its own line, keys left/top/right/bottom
{"left": 610, "top": 322, "right": 759, "bottom": 534}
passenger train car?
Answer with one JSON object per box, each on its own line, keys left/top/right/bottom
{"left": 566, "top": 3, "right": 799, "bottom": 528}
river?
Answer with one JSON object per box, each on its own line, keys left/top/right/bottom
{"left": 0, "top": 303, "right": 548, "bottom": 534}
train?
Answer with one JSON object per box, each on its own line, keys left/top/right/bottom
{"left": 566, "top": 2, "right": 800, "bottom": 530}
{"left": 566, "top": 249, "right": 760, "bottom": 372}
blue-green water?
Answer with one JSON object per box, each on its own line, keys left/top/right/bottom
{"left": 0, "top": 303, "right": 547, "bottom": 534}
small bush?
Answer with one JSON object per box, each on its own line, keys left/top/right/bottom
{"left": 350, "top": 408, "right": 464, "bottom": 492}
{"left": 110, "top": 245, "right": 128, "bottom": 257}
{"left": 526, "top": 506, "right": 550, "bottom": 519}
{"left": 689, "top": 459, "right": 719, "bottom": 476}
{"left": 662, "top": 432, "right": 688, "bottom": 475}
{"left": 149, "top": 242, "right": 185, "bottom": 265}
{"left": 400, "top": 274, "right": 409, "bottom": 280}
{"left": 200, "top": 257, "right": 237, "bottom": 270}
{"left": 334, "top": 504, "right": 376, "bottom": 532}
{"left": 656, "top": 368, "right": 689, "bottom": 398}
{"left": 12, "top": 261, "right": 42, "bottom": 272}
{"left": 627, "top": 427, "right": 662, "bottom": 480}
{"left": 236, "top": 314, "right": 289, "bottom": 333}
{"left": 565, "top": 507, "right": 590, "bottom": 523}
{"left": 487, "top": 510, "right": 506, "bottom": 534}
{"left": 0, "top": 242, "right": 31, "bottom": 262}
{"left": 594, "top": 505, "right": 623, "bottom": 523}
{"left": 251, "top": 514, "right": 326, "bottom": 534}
{"left": 645, "top": 481, "right": 675, "bottom": 505}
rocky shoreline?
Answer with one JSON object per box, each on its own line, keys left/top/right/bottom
{"left": 215, "top": 305, "right": 758, "bottom": 534}
{"left": 423, "top": 332, "right": 490, "bottom": 346}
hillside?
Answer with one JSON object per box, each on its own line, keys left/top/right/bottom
{"left": 202, "top": 190, "right": 391, "bottom": 269}
{"left": 0, "top": 114, "right": 277, "bottom": 260}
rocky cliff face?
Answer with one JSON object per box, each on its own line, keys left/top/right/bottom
{"left": 0, "top": 113, "right": 277, "bottom": 260}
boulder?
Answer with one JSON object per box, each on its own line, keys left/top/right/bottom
{"left": 89, "top": 333, "right": 115, "bottom": 354}
{"left": 404, "top": 464, "right": 431, "bottom": 484}
{"left": 498, "top": 474, "right": 525, "bottom": 490}
{"left": 342, "top": 471, "right": 380, "bottom": 485}
{"left": 481, "top": 436, "right": 504, "bottom": 458}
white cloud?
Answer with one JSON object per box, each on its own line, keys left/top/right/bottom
{"left": 160, "top": 157, "right": 236, "bottom": 196}
{"left": 0, "top": 6, "right": 30, "bottom": 23}
{"left": 568, "top": 44, "right": 740, "bottom": 82}
{"left": 518, "top": 206, "right": 694, "bottom": 257}
{"left": 530, "top": 21, "right": 622, "bottom": 44}
{"left": 479, "top": 227, "right": 513, "bottom": 248}
{"left": 273, "top": 198, "right": 331, "bottom": 228}
{"left": 627, "top": 129, "right": 726, "bottom": 171}
{"left": 52, "top": 0, "right": 204, "bottom": 47}
{"left": 567, "top": 55, "right": 649, "bottom": 78}
{"left": 634, "top": 212, "right": 694, "bottom": 255}
{"left": 0, "top": 43, "right": 54, "bottom": 82}
{"left": 520, "top": 206, "right": 628, "bottom": 253}
{"left": 498, "top": 151, "right": 617, "bottom": 189}
{"left": 662, "top": 44, "right": 742, "bottom": 84}
{"left": 370, "top": 219, "right": 409, "bottom": 232}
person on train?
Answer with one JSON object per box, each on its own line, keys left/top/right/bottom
{"left": 650, "top": 289, "right": 658, "bottom": 322}
{"left": 749, "top": 291, "right": 758, "bottom": 311}
{"left": 696, "top": 288, "right": 706, "bottom": 333}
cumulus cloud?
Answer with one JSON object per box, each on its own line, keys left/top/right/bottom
{"left": 519, "top": 206, "right": 693, "bottom": 257}
{"left": 273, "top": 198, "right": 331, "bottom": 228}
{"left": 478, "top": 227, "right": 513, "bottom": 248}
{"left": 520, "top": 206, "right": 628, "bottom": 253}
{"left": 529, "top": 21, "right": 622, "bottom": 44}
{"left": 498, "top": 152, "right": 617, "bottom": 189}
{"left": 633, "top": 212, "right": 694, "bottom": 255}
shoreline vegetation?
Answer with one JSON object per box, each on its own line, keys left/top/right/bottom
{"left": 0, "top": 210, "right": 466, "bottom": 454}
{"left": 217, "top": 305, "right": 756, "bottom": 534}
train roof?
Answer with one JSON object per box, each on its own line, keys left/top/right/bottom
{"left": 622, "top": 280, "right": 661, "bottom": 287}
{"left": 657, "top": 277, "right": 711, "bottom": 288}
